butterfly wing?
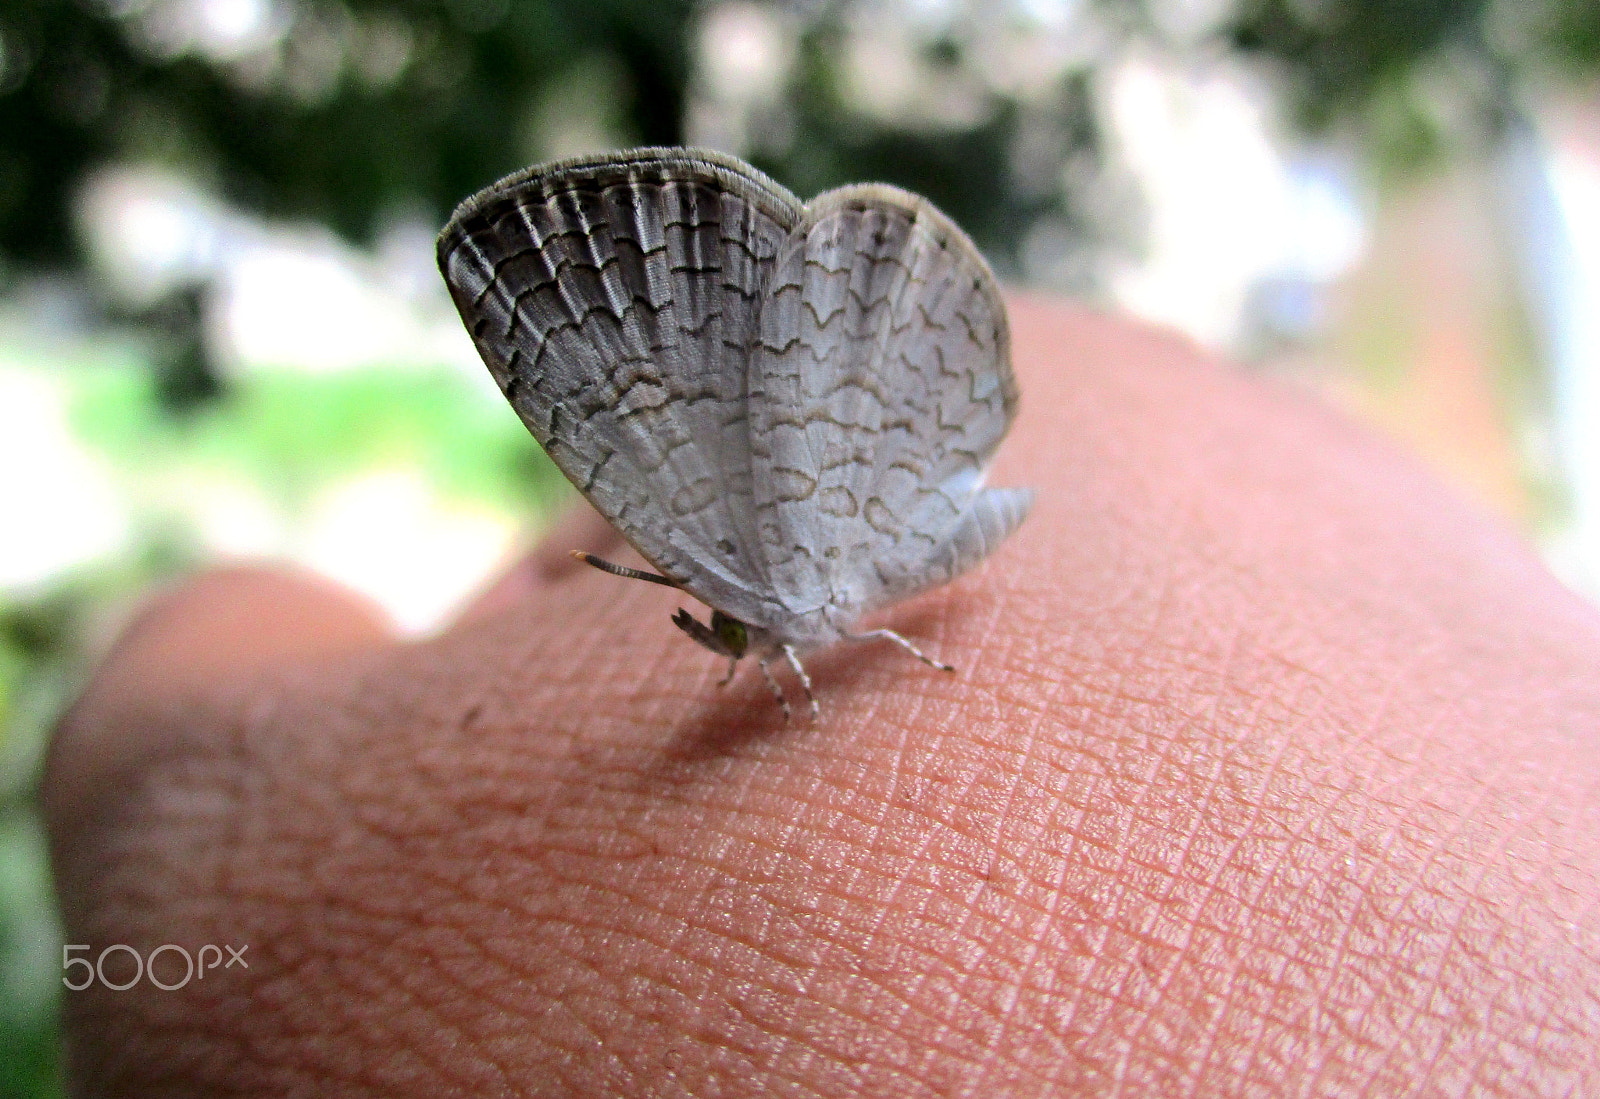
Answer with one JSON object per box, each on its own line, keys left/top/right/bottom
{"left": 438, "top": 148, "right": 804, "bottom": 626}
{"left": 748, "top": 184, "right": 1032, "bottom": 626}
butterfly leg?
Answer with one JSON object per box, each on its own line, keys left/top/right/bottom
{"left": 845, "top": 629, "right": 956, "bottom": 673}
{"left": 757, "top": 655, "right": 791, "bottom": 722}
{"left": 718, "top": 657, "right": 739, "bottom": 687}
{"left": 781, "top": 645, "right": 820, "bottom": 724}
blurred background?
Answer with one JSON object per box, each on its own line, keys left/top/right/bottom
{"left": 2, "top": 0, "right": 1598, "bottom": 1090}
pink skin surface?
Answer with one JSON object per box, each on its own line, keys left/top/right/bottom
{"left": 45, "top": 297, "right": 1600, "bottom": 1096}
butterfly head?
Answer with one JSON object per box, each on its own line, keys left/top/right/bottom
{"left": 712, "top": 611, "right": 749, "bottom": 658}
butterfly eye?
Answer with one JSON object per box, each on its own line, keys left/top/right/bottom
{"left": 711, "top": 612, "right": 748, "bottom": 657}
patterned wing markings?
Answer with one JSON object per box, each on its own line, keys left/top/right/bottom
{"left": 439, "top": 149, "right": 804, "bottom": 626}
{"left": 749, "top": 184, "right": 1031, "bottom": 627}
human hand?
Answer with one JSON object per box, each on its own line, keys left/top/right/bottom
{"left": 45, "top": 298, "right": 1600, "bottom": 1095}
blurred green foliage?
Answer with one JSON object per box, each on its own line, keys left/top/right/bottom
{"left": 750, "top": 20, "right": 1105, "bottom": 281}
{"left": 5, "top": 0, "right": 1598, "bottom": 280}
{"left": 0, "top": 809, "right": 59, "bottom": 1099}
{"left": 1229, "top": 0, "right": 1600, "bottom": 173}
{"left": 69, "top": 360, "right": 561, "bottom": 512}
{"left": 0, "top": 0, "right": 695, "bottom": 267}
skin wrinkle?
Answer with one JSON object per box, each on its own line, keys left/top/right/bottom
{"left": 1254, "top": 796, "right": 1412, "bottom": 1078}
{"left": 248, "top": 882, "right": 503, "bottom": 1084}
{"left": 1114, "top": 650, "right": 1269, "bottom": 1089}
{"left": 1088, "top": 652, "right": 1536, "bottom": 1081}
{"left": 1075, "top": 374, "right": 1574, "bottom": 1094}
{"left": 636, "top": 889, "right": 940, "bottom": 1094}
{"left": 1276, "top": 719, "right": 1440, "bottom": 1016}
{"left": 784, "top": 735, "right": 1088, "bottom": 1087}
{"left": 281, "top": 687, "right": 630, "bottom": 1094}
{"left": 991, "top": 830, "right": 1128, "bottom": 1085}
{"left": 1182, "top": 674, "right": 1326, "bottom": 1090}
{"left": 550, "top": 739, "right": 1004, "bottom": 1094}
{"left": 1354, "top": 730, "right": 1530, "bottom": 1087}
{"left": 948, "top": 867, "right": 1090, "bottom": 1076}
{"left": 996, "top": 763, "right": 1105, "bottom": 1027}
{"left": 1473, "top": 817, "right": 1600, "bottom": 1084}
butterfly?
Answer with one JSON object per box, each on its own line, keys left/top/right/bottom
{"left": 438, "top": 147, "right": 1031, "bottom": 720}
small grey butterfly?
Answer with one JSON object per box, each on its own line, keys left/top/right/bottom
{"left": 438, "top": 147, "right": 1032, "bottom": 720}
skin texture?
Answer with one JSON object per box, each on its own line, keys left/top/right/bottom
{"left": 44, "top": 298, "right": 1600, "bottom": 1097}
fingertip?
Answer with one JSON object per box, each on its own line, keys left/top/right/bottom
{"left": 44, "top": 564, "right": 393, "bottom": 844}
{"left": 92, "top": 563, "right": 392, "bottom": 691}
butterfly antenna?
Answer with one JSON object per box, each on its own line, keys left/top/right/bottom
{"left": 571, "top": 551, "right": 680, "bottom": 588}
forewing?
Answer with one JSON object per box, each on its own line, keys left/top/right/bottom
{"left": 749, "top": 184, "right": 1026, "bottom": 620}
{"left": 438, "top": 148, "right": 803, "bottom": 625}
